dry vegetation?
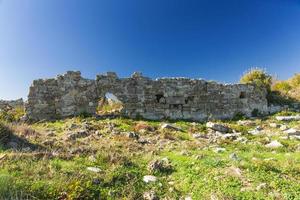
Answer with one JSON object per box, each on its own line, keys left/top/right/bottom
{"left": 0, "top": 109, "right": 300, "bottom": 199}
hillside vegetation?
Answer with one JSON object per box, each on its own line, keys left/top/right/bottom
{"left": 0, "top": 110, "right": 300, "bottom": 199}
{"left": 272, "top": 73, "right": 300, "bottom": 102}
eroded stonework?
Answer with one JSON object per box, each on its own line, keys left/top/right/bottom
{"left": 25, "top": 71, "right": 268, "bottom": 121}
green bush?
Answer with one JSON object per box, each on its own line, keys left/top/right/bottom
{"left": 240, "top": 68, "right": 272, "bottom": 91}
{"left": 272, "top": 81, "right": 292, "bottom": 94}
{"left": 289, "top": 73, "right": 300, "bottom": 87}
{"left": 0, "top": 106, "right": 25, "bottom": 122}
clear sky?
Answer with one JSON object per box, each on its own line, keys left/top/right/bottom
{"left": 0, "top": 0, "right": 300, "bottom": 100}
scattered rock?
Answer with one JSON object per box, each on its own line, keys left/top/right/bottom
{"left": 192, "top": 133, "right": 202, "bottom": 139}
{"left": 67, "top": 123, "right": 78, "bottom": 130}
{"left": 180, "top": 150, "right": 190, "bottom": 156}
{"left": 291, "top": 135, "right": 300, "bottom": 140}
{"left": 143, "top": 175, "right": 157, "bottom": 183}
{"left": 66, "top": 130, "right": 90, "bottom": 140}
{"left": 194, "top": 155, "right": 204, "bottom": 160}
{"left": 237, "top": 120, "right": 256, "bottom": 126}
{"left": 161, "top": 123, "right": 182, "bottom": 131}
{"left": 218, "top": 132, "right": 241, "bottom": 140}
{"left": 248, "top": 126, "right": 263, "bottom": 135}
{"left": 88, "top": 155, "right": 97, "bottom": 162}
{"left": 143, "top": 191, "right": 159, "bottom": 200}
{"left": 265, "top": 140, "right": 283, "bottom": 148}
{"left": 213, "top": 147, "right": 226, "bottom": 153}
{"left": 126, "top": 132, "right": 139, "bottom": 139}
{"left": 284, "top": 128, "right": 300, "bottom": 136}
{"left": 184, "top": 196, "right": 192, "bottom": 200}
{"left": 269, "top": 123, "right": 280, "bottom": 128}
{"left": 69, "top": 147, "right": 85, "bottom": 154}
{"left": 256, "top": 183, "right": 267, "bottom": 191}
{"left": 95, "top": 130, "right": 101, "bottom": 136}
{"left": 138, "top": 138, "right": 150, "bottom": 145}
{"left": 92, "top": 178, "right": 102, "bottom": 185}
{"left": 148, "top": 158, "right": 173, "bottom": 173}
{"left": 276, "top": 115, "right": 300, "bottom": 121}
{"left": 280, "top": 125, "right": 289, "bottom": 131}
{"left": 206, "top": 122, "right": 231, "bottom": 133}
{"left": 226, "top": 166, "right": 242, "bottom": 178}
{"left": 280, "top": 136, "right": 289, "bottom": 140}
{"left": 135, "top": 122, "right": 155, "bottom": 132}
{"left": 229, "top": 153, "right": 239, "bottom": 161}
{"left": 86, "top": 167, "right": 101, "bottom": 173}
{"left": 111, "top": 130, "right": 121, "bottom": 135}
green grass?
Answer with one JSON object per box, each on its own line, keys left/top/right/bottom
{"left": 0, "top": 114, "right": 299, "bottom": 199}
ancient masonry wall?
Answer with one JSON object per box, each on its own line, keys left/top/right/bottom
{"left": 25, "top": 71, "right": 268, "bottom": 121}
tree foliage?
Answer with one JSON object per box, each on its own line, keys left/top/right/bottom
{"left": 240, "top": 68, "right": 272, "bottom": 91}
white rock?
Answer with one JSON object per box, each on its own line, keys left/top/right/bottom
{"left": 160, "top": 123, "right": 182, "bottom": 131}
{"left": 269, "top": 123, "right": 279, "bottom": 128}
{"left": 192, "top": 133, "right": 202, "bottom": 139}
{"left": 88, "top": 155, "right": 97, "bottom": 162}
{"left": 276, "top": 115, "right": 300, "bottom": 121}
{"left": 248, "top": 129, "right": 261, "bottom": 135}
{"left": 185, "top": 196, "right": 192, "bottom": 200}
{"left": 290, "top": 135, "right": 300, "bottom": 140}
{"left": 220, "top": 132, "right": 241, "bottom": 140}
{"left": 256, "top": 183, "right": 267, "bottom": 191}
{"left": 265, "top": 140, "right": 283, "bottom": 148}
{"left": 143, "top": 191, "right": 158, "bottom": 200}
{"left": 143, "top": 175, "right": 157, "bottom": 183}
{"left": 229, "top": 153, "right": 239, "bottom": 161}
{"left": 227, "top": 166, "right": 242, "bottom": 177}
{"left": 206, "top": 122, "right": 231, "bottom": 133}
{"left": 213, "top": 147, "right": 226, "bottom": 153}
{"left": 87, "top": 167, "right": 101, "bottom": 173}
{"left": 280, "top": 125, "right": 289, "bottom": 131}
{"left": 237, "top": 120, "right": 256, "bottom": 126}
{"left": 280, "top": 136, "right": 289, "bottom": 140}
{"left": 284, "top": 128, "right": 300, "bottom": 136}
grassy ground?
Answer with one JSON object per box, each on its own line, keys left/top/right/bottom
{"left": 0, "top": 112, "right": 300, "bottom": 199}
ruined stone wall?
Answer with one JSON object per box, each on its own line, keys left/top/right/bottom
{"left": 25, "top": 71, "right": 268, "bottom": 121}
{"left": 0, "top": 99, "right": 24, "bottom": 111}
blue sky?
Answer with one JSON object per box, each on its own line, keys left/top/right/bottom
{"left": 0, "top": 0, "right": 300, "bottom": 100}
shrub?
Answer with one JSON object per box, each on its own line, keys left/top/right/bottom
{"left": 272, "top": 81, "right": 291, "bottom": 94}
{"left": 0, "top": 106, "right": 25, "bottom": 122}
{"left": 270, "top": 73, "right": 300, "bottom": 104}
{"left": 289, "top": 73, "right": 300, "bottom": 87}
{"left": 240, "top": 68, "right": 272, "bottom": 91}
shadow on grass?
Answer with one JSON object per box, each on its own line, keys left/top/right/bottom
{"left": 0, "top": 122, "right": 44, "bottom": 151}
{"left": 268, "top": 91, "right": 300, "bottom": 107}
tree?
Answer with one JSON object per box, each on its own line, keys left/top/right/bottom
{"left": 240, "top": 68, "right": 272, "bottom": 91}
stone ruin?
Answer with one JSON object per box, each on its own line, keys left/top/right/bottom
{"left": 0, "top": 98, "right": 24, "bottom": 111}
{"left": 25, "top": 71, "right": 268, "bottom": 121}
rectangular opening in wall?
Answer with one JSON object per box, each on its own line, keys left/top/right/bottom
{"left": 155, "top": 94, "right": 165, "bottom": 104}
{"left": 97, "top": 92, "right": 124, "bottom": 115}
{"left": 239, "top": 92, "right": 246, "bottom": 99}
